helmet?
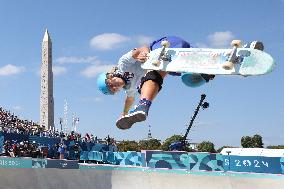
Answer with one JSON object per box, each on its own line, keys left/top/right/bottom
{"left": 97, "top": 73, "right": 114, "bottom": 95}
{"left": 150, "top": 36, "right": 191, "bottom": 51}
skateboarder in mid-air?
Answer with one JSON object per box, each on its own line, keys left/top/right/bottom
{"left": 97, "top": 36, "right": 215, "bottom": 130}
{"left": 97, "top": 36, "right": 264, "bottom": 130}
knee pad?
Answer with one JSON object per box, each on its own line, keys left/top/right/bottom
{"left": 138, "top": 71, "right": 163, "bottom": 93}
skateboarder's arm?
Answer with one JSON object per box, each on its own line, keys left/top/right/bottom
{"left": 122, "top": 96, "right": 135, "bottom": 115}
{"left": 117, "top": 47, "right": 149, "bottom": 72}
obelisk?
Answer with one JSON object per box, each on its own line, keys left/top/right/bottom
{"left": 40, "top": 29, "right": 54, "bottom": 131}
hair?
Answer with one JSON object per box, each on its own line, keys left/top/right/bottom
{"left": 106, "top": 66, "right": 118, "bottom": 80}
{"left": 109, "top": 66, "right": 118, "bottom": 74}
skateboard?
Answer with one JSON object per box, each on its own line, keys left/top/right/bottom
{"left": 142, "top": 40, "right": 276, "bottom": 86}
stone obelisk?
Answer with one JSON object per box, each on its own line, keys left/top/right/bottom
{"left": 40, "top": 29, "right": 54, "bottom": 131}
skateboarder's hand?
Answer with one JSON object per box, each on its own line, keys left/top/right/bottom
{"left": 132, "top": 46, "right": 149, "bottom": 63}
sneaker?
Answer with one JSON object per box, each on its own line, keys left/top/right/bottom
{"left": 200, "top": 74, "right": 215, "bottom": 82}
{"left": 249, "top": 41, "right": 264, "bottom": 51}
{"left": 116, "top": 115, "right": 136, "bottom": 130}
{"left": 116, "top": 104, "right": 149, "bottom": 130}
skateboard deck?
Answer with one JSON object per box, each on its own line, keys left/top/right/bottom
{"left": 142, "top": 48, "right": 276, "bottom": 76}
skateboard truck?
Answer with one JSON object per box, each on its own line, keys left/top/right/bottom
{"left": 152, "top": 40, "right": 170, "bottom": 66}
{"left": 222, "top": 40, "right": 242, "bottom": 70}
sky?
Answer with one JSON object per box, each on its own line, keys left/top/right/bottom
{"left": 0, "top": 0, "right": 283, "bottom": 148}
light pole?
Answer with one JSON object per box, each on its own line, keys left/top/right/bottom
{"left": 182, "top": 94, "right": 209, "bottom": 150}
{"left": 59, "top": 117, "right": 63, "bottom": 132}
{"left": 169, "top": 94, "right": 209, "bottom": 151}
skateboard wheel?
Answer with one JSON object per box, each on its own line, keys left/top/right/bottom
{"left": 152, "top": 60, "right": 161, "bottom": 66}
{"left": 222, "top": 61, "right": 234, "bottom": 70}
{"left": 161, "top": 40, "right": 170, "bottom": 48}
{"left": 231, "top": 40, "right": 242, "bottom": 47}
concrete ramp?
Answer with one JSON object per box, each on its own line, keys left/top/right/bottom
{"left": 0, "top": 167, "right": 283, "bottom": 189}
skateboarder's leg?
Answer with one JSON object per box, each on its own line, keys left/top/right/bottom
{"left": 139, "top": 71, "right": 167, "bottom": 100}
{"left": 129, "top": 70, "right": 166, "bottom": 116}
{"left": 116, "top": 71, "right": 166, "bottom": 130}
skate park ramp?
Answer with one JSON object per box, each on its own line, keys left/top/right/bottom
{"left": 0, "top": 165, "right": 284, "bottom": 189}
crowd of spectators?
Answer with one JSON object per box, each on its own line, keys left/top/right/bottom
{"left": 1, "top": 140, "right": 42, "bottom": 158}
{"left": 1, "top": 107, "right": 97, "bottom": 141}
{"left": 1, "top": 139, "right": 81, "bottom": 160}
{"left": 0, "top": 106, "right": 117, "bottom": 160}
{"left": 0, "top": 107, "right": 42, "bottom": 135}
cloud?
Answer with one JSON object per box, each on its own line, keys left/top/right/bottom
{"left": 208, "top": 31, "right": 235, "bottom": 47}
{"left": 81, "top": 64, "right": 115, "bottom": 78}
{"left": 78, "top": 96, "right": 103, "bottom": 103}
{"left": 55, "top": 56, "right": 98, "bottom": 64}
{"left": 52, "top": 66, "right": 67, "bottom": 76}
{"left": 89, "top": 33, "right": 154, "bottom": 50}
{"left": 90, "top": 33, "right": 130, "bottom": 50}
{"left": 134, "top": 35, "right": 154, "bottom": 46}
{"left": 12, "top": 106, "right": 23, "bottom": 111}
{"left": 0, "top": 64, "right": 25, "bottom": 76}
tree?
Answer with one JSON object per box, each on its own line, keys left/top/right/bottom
{"left": 117, "top": 140, "right": 139, "bottom": 152}
{"left": 138, "top": 139, "right": 161, "bottom": 151}
{"left": 241, "top": 136, "right": 253, "bottom": 148}
{"left": 252, "top": 134, "right": 264, "bottom": 148}
{"left": 241, "top": 134, "right": 264, "bottom": 148}
{"left": 197, "top": 141, "right": 216, "bottom": 153}
{"left": 267, "top": 145, "right": 284, "bottom": 149}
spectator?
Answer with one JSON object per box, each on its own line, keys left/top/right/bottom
{"left": 58, "top": 143, "right": 66, "bottom": 159}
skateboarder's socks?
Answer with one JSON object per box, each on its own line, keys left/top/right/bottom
{"left": 139, "top": 98, "right": 152, "bottom": 107}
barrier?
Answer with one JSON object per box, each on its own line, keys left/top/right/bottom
{"left": 142, "top": 150, "right": 224, "bottom": 171}
{"left": 0, "top": 133, "right": 283, "bottom": 174}
{"left": 0, "top": 151, "right": 283, "bottom": 174}
{"left": 80, "top": 151, "right": 142, "bottom": 166}
{"left": 114, "top": 151, "right": 142, "bottom": 166}
{"left": 0, "top": 157, "right": 32, "bottom": 168}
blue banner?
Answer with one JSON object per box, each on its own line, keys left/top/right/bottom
{"left": 223, "top": 155, "right": 282, "bottom": 174}
{"left": 29, "top": 135, "right": 61, "bottom": 148}
{"left": 46, "top": 159, "right": 79, "bottom": 169}
{"left": 2, "top": 132, "right": 29, "bottom": 144}
{"left": 32, "top": 159, "right": 47, "bottom": 168}
{"left": 0, "top": 132, "right": 4, "bottom": 153}
{"left": 0, "top": 157, "right": 32, "bottom": 168}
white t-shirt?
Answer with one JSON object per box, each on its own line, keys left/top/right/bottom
{"left": 116, "top": 50, "right": 146, "bottom": 97}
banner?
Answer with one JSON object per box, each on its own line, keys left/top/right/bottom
{"left": 142, "top": 150, "right": 224, "bottom": 171}
{"left": 0, "top": 132, "right": 4, "bottom": 153}
{"left": 2, "top": 132, "right": 29, "bottom": 144}
{"left": 0, "top": 157, "right": 32, "bottom": 168}
{"left": 46, "top": 159, "right": 79, "bottom": 169}
{"left": 223, "top": 155, "right": 282, "bottom": 174}
{"left": 32, "top": 159, "right": 47, "bottom": 168}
